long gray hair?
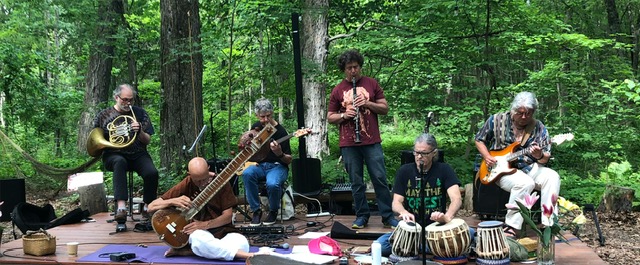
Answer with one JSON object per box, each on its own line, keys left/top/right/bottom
{"left": 510, "top": 91, "right": 538, "bottom": 112}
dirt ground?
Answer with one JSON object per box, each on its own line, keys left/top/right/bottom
{"left": 1, "top": 193, "right": 638, "bottom": 265}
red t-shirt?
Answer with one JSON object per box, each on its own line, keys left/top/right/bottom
{"left": 328, "top": 76, "right": 385, "bottom": 147}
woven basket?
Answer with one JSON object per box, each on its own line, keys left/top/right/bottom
{"left": 22, "top": 229, "right": 57, "bottom": 256}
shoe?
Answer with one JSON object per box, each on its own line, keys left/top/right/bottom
{"left": 383, "top": 218, "right": 399, "bottom": 229}
{"left": 263, "top": 211, "right": 278, "bottom": 225}
{"left": 250, "top": 210, "right": 262, "bottom": 226}
{"left": 352, "top": 217, "right": 368, "bottom": 229}
{"left": 114, "top": 209, "right": 127, "bottom": 223}
{"left": 141, "top": 209, "right": 150, "bottom": 221}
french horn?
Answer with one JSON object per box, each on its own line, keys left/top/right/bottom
{"left": 86, "top": 107, "right": 138, "bottom": 157}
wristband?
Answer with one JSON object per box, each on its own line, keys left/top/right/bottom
{"left": 535, "top": 153, "right": 544, "bottom": 160}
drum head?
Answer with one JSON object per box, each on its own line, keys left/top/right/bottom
{"left": 426, "top": 218, "right": 466, "bottom": 231}
{"left": 477, "top": 220, "right": 503, "bottom": 228}
{"left": 396, "top": 260, "right": 443, "bottom": 265}
{"left": 397, "top": 220, "right": 422, "bottom": 230}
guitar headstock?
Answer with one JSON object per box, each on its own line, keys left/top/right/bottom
{"left": 551, "top": 133, "right": 574, "bottom": 145}
{"left": 293, "top": 128, "right": 312, "bottom": 138}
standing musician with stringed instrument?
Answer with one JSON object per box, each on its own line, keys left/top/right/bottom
{"left": 147, "top": 157, "right": 257, "bottom": 260}
{"left": 242, "top": 98, "right": 293, "bottom": 226}
{"left": 474, "top": 92, "right": 561, "bottom": 236}
{"left": 328, "top": 49, "right": 396, "bottom": 230}
{"left": 92, "top": 84, "right": 159, "bottom": 223}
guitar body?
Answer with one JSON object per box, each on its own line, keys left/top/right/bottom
{"left": 151, "top": 208, "right": 190, "bottom": 248}
{"left": 478, "top": 142, "right": 520, "bottom": 185}
{"left": 477, "top": 133, "right": 574, "bottom": 185}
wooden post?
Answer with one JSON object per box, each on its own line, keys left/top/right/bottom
{"left": 78, "top": 183, "right": 108, "bottom": 215}
{"left": 463, "top": 183, "right": 474, "bottom": 211}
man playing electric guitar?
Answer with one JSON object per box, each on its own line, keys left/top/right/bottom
{"left": 474, "top": 91, "right": 560, "bottom": 236}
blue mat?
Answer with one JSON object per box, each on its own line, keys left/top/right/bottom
{"left": 77, "top": 244, "right": 292, "bottom": 264}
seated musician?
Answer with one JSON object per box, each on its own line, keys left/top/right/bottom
{"left": 474, "top": 91, "right": 560, "bottom": 236}
{"left": 242, "top": 98, "right": 292, "bottom": 226}
{"left": 93, "top": 84, "right": 158, "bottom": 222}
{"left": 377, "top": 133, "right": 472, "bottom": 257}
{"left": 147, "top": 157, "right": 255, "bottom": 260}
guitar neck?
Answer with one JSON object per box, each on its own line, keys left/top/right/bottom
{"left": 507, "top": 142, "right": 549, "bottom": 161}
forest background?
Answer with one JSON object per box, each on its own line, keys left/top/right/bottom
{"left": 0, "top": 0, "right": 639, "bottom": 210}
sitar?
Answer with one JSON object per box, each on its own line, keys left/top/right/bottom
{"left": 237, "top": 128, "right": 312, "bottom": 175}
{"left": 151, "top": 124, "right": 276, "bottom": 248}
{"left": 477, "top": 133, "right": 574, "bottom": 185}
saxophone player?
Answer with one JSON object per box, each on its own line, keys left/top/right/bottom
{"left": 92, "top": 84, "right": 159, "bottom": 223}
{"left": 327, "top": 49, "right": 397, "bottom": 229}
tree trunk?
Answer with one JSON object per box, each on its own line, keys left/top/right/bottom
{"left": 301, "top": 0, "right": 329, "bottom": 159}
{"left": 78, "top": 183, "right": 108, "bottom": 215}
{"left": 597, "top": 185, "right": 635, "bottom": 213}
{"left": 77, "top": 0, "right": 124, "bottom": 154}
{"left": 160, "top": 0, "right": 203, "bottom": 171}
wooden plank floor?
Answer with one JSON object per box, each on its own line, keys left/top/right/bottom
{"left": 0, "top": 212, "right": 608, "bottom": 265}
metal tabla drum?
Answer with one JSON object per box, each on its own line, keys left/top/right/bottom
{"left": 475, "top": 220, "right": 510, "bottom": 261}
{"left": 425, "top": 218, "right": 471, "bottom": 264}
{"left": 390, "top": 221, "right": 422, "bottom": 261}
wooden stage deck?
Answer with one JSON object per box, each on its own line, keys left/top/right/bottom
{"left": 0, "top": 212, "right": 608, "bottom": 265}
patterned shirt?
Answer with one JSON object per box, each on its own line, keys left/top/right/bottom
{"left": 475, "top": 112, "right": 551, "bottom": 173}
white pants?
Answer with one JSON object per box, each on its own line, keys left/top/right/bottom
{"left": 189, "top": 230, "right": 250, "bottom": 261}
{"left": 497, "top": 164, "right": 560, "bottom": 229}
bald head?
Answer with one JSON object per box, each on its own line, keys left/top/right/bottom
{"left": 188, "top": 157, "right": 210, "bottom": 181}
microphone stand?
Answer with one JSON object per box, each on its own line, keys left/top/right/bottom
{"left": 418, "top": 161, "right": 427, "bottom": 265}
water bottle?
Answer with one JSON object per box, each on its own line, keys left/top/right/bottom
{"left": 371, "top": 240, "right": 381, "bottom": 265}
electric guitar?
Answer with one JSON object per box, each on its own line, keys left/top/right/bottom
{"left": 236, "top": 128, "right": 313, "bottom": 175}
{"left": 151, "top": 124, "right": 276, "bottom": 249}
{"left": 477, "top": 133, "right": 574, "bottom": 185}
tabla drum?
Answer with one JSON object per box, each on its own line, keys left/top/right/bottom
{"left": 475, "top": 220, "right": 510, "bottom": 261}
{"left": 425, "top": 218, "right": 471, "bottom": 264}
{"left": 390, "top": 220, "right": 422, "bottom": 261}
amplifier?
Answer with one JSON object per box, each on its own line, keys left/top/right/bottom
{"left": 331, "top": 182, "right": 352, "bottom": 193}
{"left": 238, "top": 225, "right": 285, "bottom": 235}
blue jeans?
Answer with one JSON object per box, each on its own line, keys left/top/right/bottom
{"left": 377, "top": 227, "right": 476, "bottom": 257}
{"left": 341, "top": 143, "right": 393, "bottom": 221}
{"left": 242, "top": 162, "right": 288, "bottom": 212}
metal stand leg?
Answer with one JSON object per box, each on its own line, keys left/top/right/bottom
{"left": 128, "top": 171, "right": 140, "bottom": 222}
{"left": 584, "top": 204, "right": 605, "bottom": 246}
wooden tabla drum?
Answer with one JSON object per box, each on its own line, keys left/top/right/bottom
{"left": 390, "top": 221, "right": 422, "bottom": 260}
{"left": 425, "top": 218, "right": 471, "bottom": 264}
{"left": 475, "top": 220, "right": 510, "bottom": 261}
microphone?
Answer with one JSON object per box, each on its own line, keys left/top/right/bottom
{"left": 419, "top": 161, "right": 424, "bottom": 175}
{"left": 428, "top": 112, "right": 433, "bottom": 120}
{"left": 271, "top": 243, "right": 290, "bottom": 249}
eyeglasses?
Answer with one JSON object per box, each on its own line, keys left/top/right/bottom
{"left": 118, "top": 96, "right": 134, "bottom": 102}
{"left": 413, "top": 149, "right": 437, "bottom": 157}
{"left": 514, "top": 109, "right": 533, "bottom": 118}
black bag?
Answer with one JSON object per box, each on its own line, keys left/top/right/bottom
{"left": 11, "top": 202, "right": 90, "bottom": 235}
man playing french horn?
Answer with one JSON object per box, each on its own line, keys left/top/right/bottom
{"left": 92, "top": 84, "right": 159, "bottom": 223}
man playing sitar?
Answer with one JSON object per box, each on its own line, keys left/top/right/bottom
{"left": 474, "top": 91, "right": 561, "bottom": 236}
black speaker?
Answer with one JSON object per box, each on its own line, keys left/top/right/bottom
{"left": 292, "top": 158, "right": 322, "bottom": 196}
{"left": 400, "top": 149, "right": 445, "bottom": 165}
{"left": 473, "top": 176, "right": 510, "bottom": 219}
{"left": 0, "top": 178, "right": 26, "bottom": 221}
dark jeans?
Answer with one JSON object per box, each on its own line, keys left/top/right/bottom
{"left": 341, "top": 143, "right": 393, "bottom": 221}
{"left": 103, "top": 152, "right": 159, "bottom": 205}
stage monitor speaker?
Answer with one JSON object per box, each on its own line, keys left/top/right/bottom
{"left": 400, "top": 149, "right": 445, "bottom": 165}
{"left": 292, "top": 158, "right": 321, "bottom": 196}
{"left": 0, "top": 178, "right": 26, "bottom": 221}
